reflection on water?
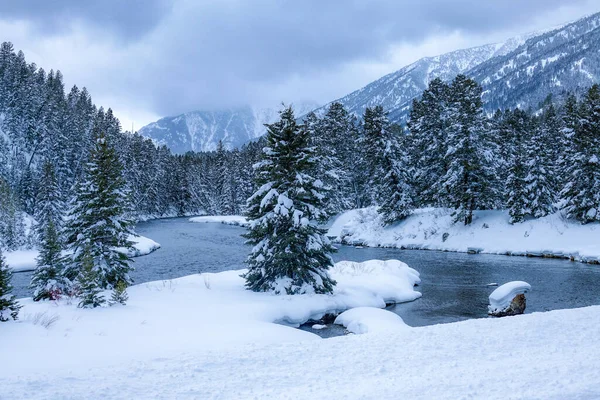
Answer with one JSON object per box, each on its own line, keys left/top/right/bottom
{"left": 12, "top": 217, "right": 600, "bottom": 328}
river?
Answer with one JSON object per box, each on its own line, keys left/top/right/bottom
{"left": 11, "top": 217, "right": 600, "bottom": 328}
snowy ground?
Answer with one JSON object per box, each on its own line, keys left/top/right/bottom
{"left": 329, "top": 207, "right": 600, "bottom": 263}
{"left": 2, "top": 260, "right": 599, "bottom": 399}
{"left": 5, "top": 234, "right": 161, "bottom": 272}
{"left": 189, "top": 215, "right": 249, "bottom": 227}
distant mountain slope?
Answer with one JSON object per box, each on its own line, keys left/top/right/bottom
{"left": 141, "top": 12, "right": 600, "bottom": 153}
{"left": 139, "top": 103, "right": 318, "bottom": 153}
{"left": 470, "top": 12, "right": 600, "bottom": 111}
{"left": 311, "top": 34, "right": 536, "bottom": 122}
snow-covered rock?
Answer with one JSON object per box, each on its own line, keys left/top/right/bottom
{"left": 329, "top": 207, "right": 600, "bottom": 263}
{"left": 488, "top": 281, "right": 531, "bottom": 316}
{"left": 189, "top": 215, "right": 249, "bottom": 227}
{"left": 334, "top": 307, "right": 408, "bottom": 334}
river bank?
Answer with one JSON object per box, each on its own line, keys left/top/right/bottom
{"left": 329, "top": 207, "right": 600, "bottom": 264}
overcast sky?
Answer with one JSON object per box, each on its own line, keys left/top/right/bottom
{"left": 0, "top": 0, "right": 597, "bottom": 129}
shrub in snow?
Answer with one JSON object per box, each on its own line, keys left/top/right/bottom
{"left": 243, "top": 106, "right": 336, "bottom": 295}
{"left": 110, "top": 281, "right": 129, "bottom": 306}
{"left": 77, "top": 248, "right": 106, "bottom": 309}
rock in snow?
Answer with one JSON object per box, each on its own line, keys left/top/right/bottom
{"left": 488, "top": 281, "right": 531, "bottom": 317}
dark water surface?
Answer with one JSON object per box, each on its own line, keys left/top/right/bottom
{"left": 12, "top": 217, "right": 600, "bottom": 328}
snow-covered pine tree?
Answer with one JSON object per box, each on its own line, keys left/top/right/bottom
{"left": 311, "top": 102, "right": 354, "bottom": 215}
{"left": 362, "top": 107, "right": 414, "bottom": 224}
{"left": 77, "top": 246, "right": 105, "bottom": 308}
{"left": 30, "top": 219, "right": 68, "bottom": 301}
{"left": 561, "top": 84, "right": 600, "bottom": 223}
{"left": 440, "top": 75, "right": 499, "bottom": 225}
{"left": 362, "top": 105, "right": 406, "bottom": 207}
{"left": 378, "top": 147, "right": 415, "bottom": 225}
{"left": 243, "top": 106, "right": 336, "bottom": 295}
{"left": 524, "top": 108, "right": 557, "bottom": 218}
{"left": 63, "top": 128, "right": 135, "bottom": 290}
{"left": 34, "top": 161, "right": 64, "bottom": 241}
{"left": 0, "top": 248, "right": 21, "bottom": 321}
{"left": 557, "top": 94, "right": 579, "bottom": 186}
{"left": 0, "top": 177, "right": 25, "bottom": 251}
{"left": 505, "top": 109, "right": 531, "bottom": 223}
{"left": 407, "top": 78, "right": 450, "bottom": 206}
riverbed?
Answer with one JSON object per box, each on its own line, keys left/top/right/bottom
{"left": 11, "top": 217, "right": 600, "bottom": 328}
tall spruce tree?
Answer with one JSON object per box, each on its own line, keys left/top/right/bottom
{"left": 440, "top": 75, "right": 499, "bottom": 225}
{"left": 311, "top": 102, "right": 354, "bottom": 215}
{"left": 407, "top": 78, "right": 450, "bottom": 206}
{"left": 363, "top": 108, "right": 414, "bottom": 224}
{"left": 0, "top": 248, "right": 20, "bottom": 321}
{"left": 561, "top": 84, "right": 600, "bottom": 223}
{"left": 63, "top": 128, "right": 135, "bottom": 291}
{"left": 34, "top": 161, "right": 64, "bottom": 241}
{"left": 524, "top": 109, "right": 557, "bottom": 218}
{"left": 505, "top": 109, "right": 531, "bottom": 223}
{"left": 243, "top": 106, "right": 336, "bottom": 294}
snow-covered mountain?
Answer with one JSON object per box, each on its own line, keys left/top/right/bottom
{"left": 139, "top": 103, "right": 318, "bottom": 153}
{"left": 315, "top": 12, "right": 600, "bottom": 122}
{"left": 310, "top": 33, "right": 537, "bottom": 122}
{"left": 470, "top": 12, "right": 600, "bottom": 111}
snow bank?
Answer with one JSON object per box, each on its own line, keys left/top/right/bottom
{"left": 202, "top": 259, "right": 421, "bottom": 327}
{"left": 6, "top": 234, "right": 160, "bottom": 272}
{"left": 488, "top": 281, "right": 531, "bottom": 313}
{"left": 2, "top": 259, "right": 419, "bottom": 376}
{"left": 334, "top": 307, "right": 408, "bottom": 334}
{"left": 330, "top": 207, "right": 600, "bottom": 262}
{"left": 189, "top": 215, "right": 249, "bottom": 227}
{"left": 3, "top": 283, "right": 600, "bottom": 399}
{"left": 4, "top": 249, "right": 38, "bottom": 272}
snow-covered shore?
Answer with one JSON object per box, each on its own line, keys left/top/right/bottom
{"left": 189, "top": 215, "right": 249, "bottom": 227}
{"left": 5, "top": 234, "right": 161, "bottom": 272}
{"left": 329, "top": 207, "right": 600, "bottom": 263}
{"left": 2, "top": 261, "right": 599, "bottom": 399}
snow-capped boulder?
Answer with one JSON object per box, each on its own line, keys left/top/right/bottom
{"left": 488, "top": 281, "right": 531, "bottom": 317}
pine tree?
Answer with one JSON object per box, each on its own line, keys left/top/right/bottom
{"left": 524, "top": 109, "right": 557, "bottom": 218}
{"left": 34, "top": 161, "right": 64, "bottom": 241}
{"left": 63, "top": 128, "right": 135, "bottom": 290}
{"left": 440, "top": 75, "right": 499, "bottom": 225}
{"left": 243, "top": 106, "right": 336, "bottom": 295}
{"left": 407, "top": 78, "right": 450, "bottom": 206}
{"left": 0, "top": 248, "right": 21, "bottom": 321}
{"left": 561, "top": 84, "right": 600, "bottom": 223}
{"left": 30, "top": 220, "right": 68, "bottom": 301}
{"left": 77, "top": 246, "right": 105, "bottom": 308}
{"left": 362, "top": 107, "right": 414, "bottom": 224}
{"left": 310, "top": 103, "right": 354, "bottom": 215}
{"left": 505, "top": 109, "right": 531, "bottom": 223}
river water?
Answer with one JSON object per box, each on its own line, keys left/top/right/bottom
{"left": 11, "top": 217, "right": 600, "bottom": 328}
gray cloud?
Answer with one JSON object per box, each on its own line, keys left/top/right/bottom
{"left": 0, "top": 0, "right": 173, "bottom": 40}
{"left": 0, "top": 0, "right": 597, "bottom": 123}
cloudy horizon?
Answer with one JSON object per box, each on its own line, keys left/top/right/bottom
{"left": 0, "top": 0, "right": 597, "bottom": 130}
